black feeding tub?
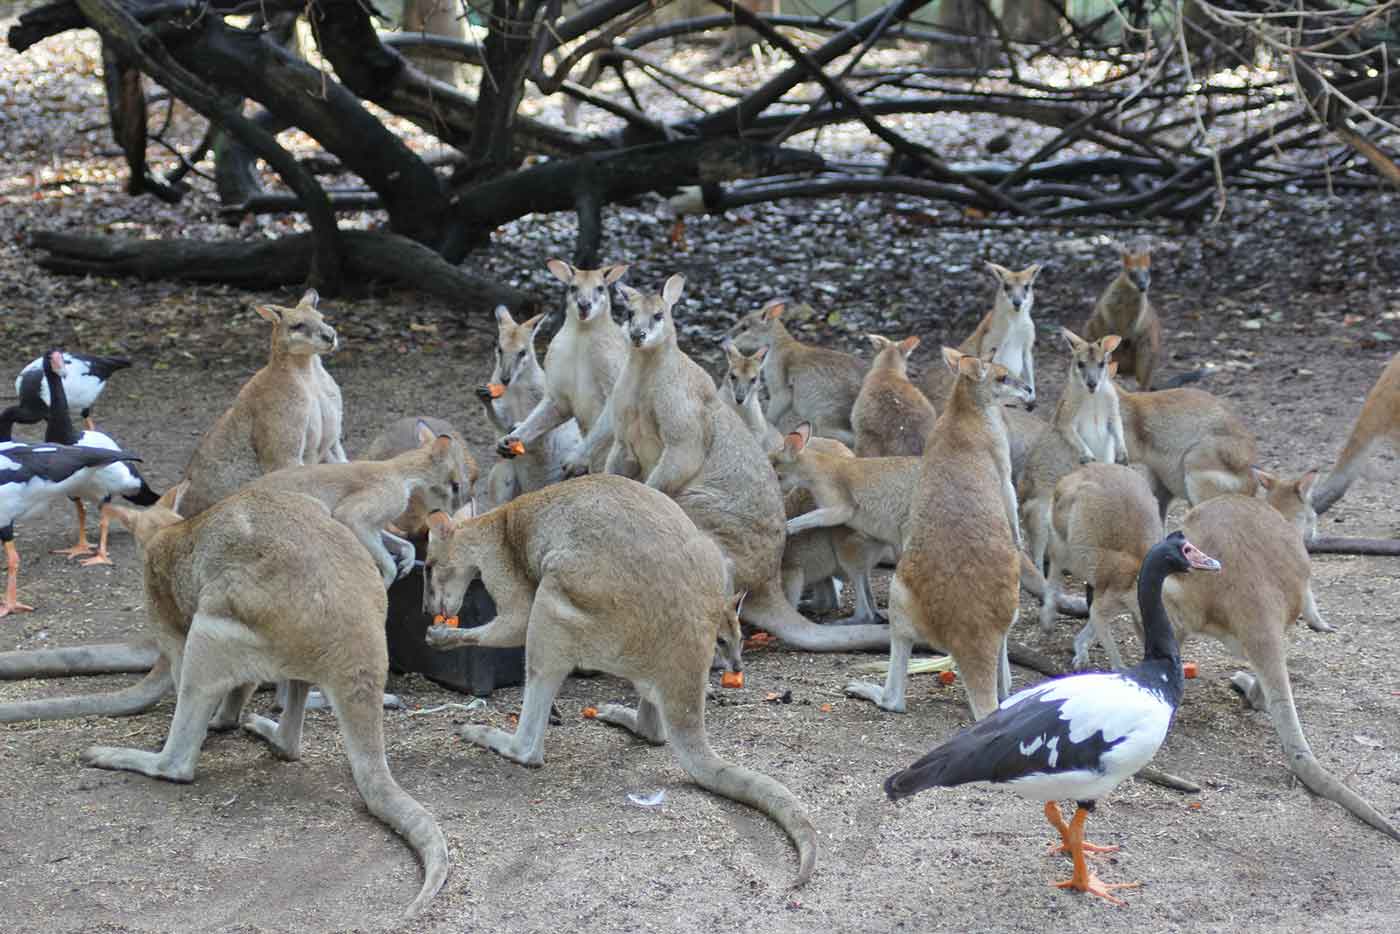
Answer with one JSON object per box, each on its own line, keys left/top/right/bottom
{"left": 384, "top": 539, "right": 524, "bottom": 697}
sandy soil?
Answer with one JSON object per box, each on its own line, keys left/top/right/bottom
{"left": 3, "top": 16, "right": 1400, "bottom": 934}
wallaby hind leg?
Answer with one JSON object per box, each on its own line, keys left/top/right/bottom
{"left": 1073, "top": 591, "right": 1127, "bottom": 671}
{"left": 80, "top": 617, "right": 235, "bottom": 782}
{"left": 243, "top": 679, "right": 311, "bottom": 760}
{"left": 1183, "top": 444, "right": 1253, "bottom": 505}
{"left": 1300, "top": 585, "right": 1334, "bottom": 632}
{"left": 208, "top": 683, "right": 257, "bottom": 731}
{"left": 997, "top": 633, "right": 1012, "bottom": 701}
{"left": 844, "top": 576, "right": 915, "bottom": 711}
{"left": 459, "top": 663, "right": 570, "bottom": 767}
{"left": 595, "top": 697, "right": 668, "bottom": 746}
{"left": 742, "top": 577, "right": 891, "bottom": 652}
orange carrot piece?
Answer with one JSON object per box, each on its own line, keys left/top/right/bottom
{"left": 720, "top": 671, "right": 744, "bottom": 689}
{"left": 1183, "top": 661, "right": 1199, "bottom": 679}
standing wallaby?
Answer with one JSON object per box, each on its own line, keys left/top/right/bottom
{"left": 599, "top": 276, "right": 891, "bottom": 652}
{"left": 1040, "top": 463, "right": 1164, "bottom": 670}
{"left": 477, "top": 305, "right": 581, "bottom": 506}
{"left": 87, "top": 490, "right": 449, "bottom": 917}
{"left": 1017, "top": 330, "right": 1127, "bottom": 576}
{"left": 1160, "top": 489, "right": 1399, "bottom": 841}
{"left": 419, "top": 475, "right": 818, "bottom": 885}
{"left": 846, "top": 348, "right": 1034, "bottom": 719}
{"left": 1312, "top": 351, "right": 1399, "bottom": 514}
{"left": 1117, "top": 380, "right": 1258, "bottom": 521}
{"left": 719, "top": 337, "right": 781, "bottom": 449}
{"left": 178, "top": 289, "right": 345, "bottom": 517}
{"left": 724, "top": 299, "right": 867, "bottom": 445}
{"left": 497, "top": 260, "right": 628, "bottom": 473}
{"left": 921, "top": 262, "right": 1042, "bottom": 407}
{"left": 1084, "top": 240, "right": 1162, "bottom": 390}
{"left": 852, "top": 334, "right": 938, "bottom": 457}
{"left": 247, "top": 422, "right": 476, "bottom": 587}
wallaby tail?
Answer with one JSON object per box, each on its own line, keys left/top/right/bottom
{"left": 742, "top": 579, "right": 889, "bottom": 651}
{"left": 328, "top": 678, "right": 450, "bottom": 918}
{"left": 669, "top": 719, "right": 818, "bottom": 886}
{"left": 1313, "top": 432, "right": 1375, "bottom": 515}
{"left": 1268, "top": 688, "right": 1400, "bottom": 841}
{"left": 1157, "top": 369, "right": 1206, "bottom": 389}
{"left": 0, "top": 656, "right": 172, "bottom": 723}
{"left": 1018, "top": 553, "right": 1088, "bottom": 618}
{"left": 0, "top": 640, "right": 159, "bottom": 678}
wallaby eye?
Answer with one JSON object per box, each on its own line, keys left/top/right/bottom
{"left": 516, "top": 350, "right": 526, "bottom": 360}
{"left": 652, "top": 312, "right": 663, "bottom": 322}
{"left": 291, "top": 323, "right": 307, "bottom": 333}
{"left": 450, "top": 481, "right": 460, "bottom": 495}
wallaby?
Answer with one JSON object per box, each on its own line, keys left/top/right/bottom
{"left": 724, "top": 299, "right": 866, "bottom": 445}
{"left": 1084, "top": 240, "right": 1162, "bottom": 390}
{"left": 851, "top": 334, "right": 938, "bottom": 457}
{"left": 246, "top": 421, "right": 476, "bottom": 587}
{"left": 1117, "top": 379, "right": 1258, "bottom": 521}
{"left": 477, "top": 305, "right": 581, "bottom": 506}
{"left": 719, "top": 337, "right": 781, "bottom": 449}
{"left": 497, "top": 260, "right": 628, "bottom": 474}
{"left": 363, "top": 414, "right": 463, "bottom": 538}
{"left": 920, "top": 262, "right": 1042, "bottom": 407}
{"left": 846, "top": 348, "right": 1034, "bottom": 719}
{"left": 1253, "top": 468, "right": 1332, "bottom": 633}
{"left": 419, "top": 475, "right": 818, "bottom": 884}
{"left": 1159, "top": 488, "right": 1399, "bottom": 841}
{"left": 598, "top": 276, "right": 891, "bottom": 652}
{"left": 399, "top": 0, "right": 466, "bottom": 86}
{"left": 84, "top": 490, "right": 449, "bottom": 917}
{"left": 1039, "top": 463, "right": 1164, "bottom": 670}
{"left": 179, "top": 289, "right": 346, "bottom": 517}
{"left": 1312, "top": 351, "right": 1399, "bottom": 514}
{"left": 1017, "top": 330, "right": 1127, "bottom": 576}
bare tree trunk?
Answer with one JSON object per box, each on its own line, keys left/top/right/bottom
{"left": 932, "top": 0, "right": 994, "bottom": 71}
{"left": 1002, "top": 0, "right": 1059, "bottom": 44}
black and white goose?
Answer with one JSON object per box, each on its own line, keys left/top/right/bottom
{"left": 40, "top": 351, "right": 159, "bottom": 565}
{"left": 6, "top": 351, "right": 131, "bottom": 433}
{"left": 884, "top": 532, "right": 1221, "bottom": 905}
{"left": 1, "top": 441, "right": 144, "bottom": 616}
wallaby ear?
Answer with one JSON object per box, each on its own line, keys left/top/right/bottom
{"left": 431, "top": 436, "right": 455, "bottom": 461}
{"left": 898, "top": 335, "right": 921, "bottom": 355}
{"left": 957, "top": 354, "right": 985, "bottom": 379}
{"left": 298, "top": 288, "right": 320, "bottom": 309}
{"left": 602, "top": 263, "right": 629, "bottom": 285}
{"left": 784, "top": 423, "right": 812, "bottom": 455}
{"left": 254, "top": 304, "right": 283, "bottom": 323}
{"left": 764, "top": 300, "right": 786, "bottom": 320}
{"left": 866, "top": 334, "right": 890, "bottom": 352}
{"left": 545, "top": 258, "right": 574, "bottom": 284}
{"left": 615, "top": 282, "right": 642, "bottom": 307}
{"left": 103, "top": 502, "right": 137, "bottom": 531}
{"left": 1060, "top": 327, "right": 1085, "bottom": 352}
{"left": 1107, "top": 360, "right": 1120, "bottom": 378}
{"left": 752, "top": 345, "right": 768, "bottom": 363}
{"left": 1297, "top": 469, "right": 1319, "bottom": 502}
{"left": 661, "top": 273, "right": 686, "bottom": 309}
{"left": 1251, "top": 466, "right": 1278, "bottom": 490}
{"left": 1024, "top": 263, "right": 1043, "bottom": 284}
{"left": 415, "top": 419, "right": 436, "bottom": 447}
{"left": 941, "top": 346, "right": 963, "bottom": 373}
{"left": 521, "top": 312, "right": 545, "bottom": 335}
{"left": 984, "top": 261, "right": 1009, "bottom": 282}
{"left": 730, "top": 590, "right": 747, "bottom": 619}
{"left": 493, "top": 305, "right": 514, "bottom": 326}
{"left": 1100, "top": 334, "right": 1123, "bottom": 355}
{"left": 426, "top": 510, "right": 454, "bottom": 539}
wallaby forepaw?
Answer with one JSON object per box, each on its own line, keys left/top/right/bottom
{"left": 496, "top": 436, "right": 522, "bottom": 459}
{"left": 1306, "top": 616, "right": 1337, "bottom": 633}
{"left": 424, "top": 624, "right": 476, "bottom": 649}
{"left": 243, "top": 716, "right": 301, "bottom": 761}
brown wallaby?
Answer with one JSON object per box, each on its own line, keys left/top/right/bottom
{"left": 852, "top": 334, "right": 938, "bottom": 457}
{"left": 363, "top": 414, "right": 464, "bottom": 538}
{"left": 399, "top": 0, "right": 466, "bottom": 85}
{"left": 247, "top": 421, "right": 476, "bottom": 587}
{"left": 724, "top": 299, "right": 867, "bottom": 445}
{"left": 846, "top": 348, "right": 1034, "bottom": 719}
{"left": 497, "top": 260, "right": 628, "bottom": 474}
{"left": 599, "top": 276, "right": 891, "bottom": 652}
{"left": 419, "top": 475, "right": 818, "bottom": 885}
{"left": 1084, "top": 240, "right": 1162, "bottom": 390}
{"left": 1117, "top": 380, "right": 1258, "bottom": 521}
{"left": 719, "top": 337, "right": 782, "bottom": 449}
{"left": 920, "top": 262, "right": 1042, "bottom": 407}
{"left": 477, "top": 305, "right": 581, "bottom": 506}
{"left": 84, "top": 490, "right": 449, "bottom": 917}
{"left": 178, "top": 289, "right": 346, "bottom": 517}
{"left": 1018, "top": 330, "right": 1127, "bottom": 576}
{"left": 1039, "top": 463, "right": 1164, "bottom": 670}
{"left": 1312, "top": 351, "right": 1399, "bottom": 514}
{"left": 1160, "top": 489, "right": 1399, "bottom": 841}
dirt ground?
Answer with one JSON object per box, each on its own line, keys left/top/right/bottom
{"left": 4, "top": 16, "right": 1400, "bottom": 934}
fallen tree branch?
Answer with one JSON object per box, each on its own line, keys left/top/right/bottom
{"left": 1306, "top": 537, "right": 1400, "bottom": 557}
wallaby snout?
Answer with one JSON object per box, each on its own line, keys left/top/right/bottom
{"left": 1130, "top": 269, "right": 1151, "bottom": 293}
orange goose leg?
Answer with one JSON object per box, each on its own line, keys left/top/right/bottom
{"left": 51, "top": 499, "right": 94, "bottom": 558}
{"left": 1049, "top": 805, "right": 1140, "bottom": 906}
{"left": 79, "top": 507, "right": 115, "bottom": 567}
{"left": 1, "top": 540, "right": 35, "bottom": 617}
{"left": 1044, "top": 801, "right": 1120, "bottom": 857}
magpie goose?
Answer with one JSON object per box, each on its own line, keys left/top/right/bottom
{"left": 40, "top": 351, "right": 159, "bottom": 565}
{"left": 1, "top": 442, "right": 143, "bottom": 616}
{"left": 7, "top": 351, "right": 130, "bottom": 432}
{"left": 884, "top": 531, "right": 1220, "bottom": 905}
